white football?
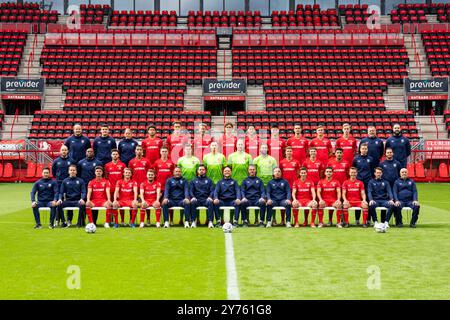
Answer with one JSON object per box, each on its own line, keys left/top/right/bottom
{"left": 85, "top": 223, "right": 97, "bottom": 234}
{"left": 374, "top": 222, "right": 386, "bottom": 233}
{"left": 222, "top": 222, "right": 233, "bottom": 233}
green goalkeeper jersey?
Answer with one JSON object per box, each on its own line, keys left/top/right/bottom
{"left": 227, "top": 151, "right": 252, "bottom": 185}
{"left": 253, "top": 154, "right": 278, "bottom": 185}
{"left": 177, "top": 156, "right": 200, "bottom": 182}
{"left": 203, "top": 152, "right": 227, "bottom": 184}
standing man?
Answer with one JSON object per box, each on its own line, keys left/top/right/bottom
{"left": 309, "top": 125, "right": 333, "bottom": 166}
{"left": 359, "top": 126, "right": 384, "bottom": 169}
{"left": 118, "top": 128, "right": 139, "bottom": 166}
{"left": 52, "top": 145, "right": 74, "bottom": 225}
{"left": 245, "top": 125, "right": 260, "bottom": 159}
{"left": 58, "top": 164, "right": 86, "bottom": 227}
{"left": 241, "top": 165, "right": 267, "bottom": 227}
{"left": 104, "top": 149, "right": 126, "bottom": 196}
{"left": 93, "top": 124, "right": 117, "bottom": 165}
{"left": 30, "top": 167, "right": 60, "bottom": 229}
{"left": 385, "top": 123, "right": 411, "bottom": 168}
{"left": 177, "top": 144, "right": 201, "bottom": 182}
{"left": 266, "top": 167, "right": 292, "bottom": 228}
{"left": 166, "top": 121, "right": 189, "bottom": 164}
{"left": 113, "top": 168, "right": 139, "bottom": 228}
{"left": 335, "top": 123, "right": 357, "bottom": 165}
{"left": 203, "top": 141, "right": 227, "bottom": 184}
{"left": 287, "top": 124, "right": 309, "bottom": 166}
{"left": 228, "top": 139, "right": 252, "bottom": 186}
{"left": 367, "top": 167, "right": 395, "bottom": 228}
{"left": 302, "top": 147, "right": 324, "bottom": 187}
{"left": 129, "top": 145, "right": 152, "bottom": 187}
{"left": 380, "top": 148, "right": 402, "bottom": 188}
{"left": 327, "top": 148, "right": 350, "bottom": 185}
{"left": 342, "top": 167, "right": 369, "bottom": 228}
{"left": 253, "top": 144, "right": 278, "bottom": 186}
{"left": 139, "top": 169, "right": 162, "bottom": 228}
{"left": 193, "top": 122, "right": 213, "bottom": 161}
{"left": 317, "top": 167, "right": 342, "bottom": 228}
{"left": 64, "top": 123, "right": 91, "bottom": 164}
{"left": 218, "top": 122, "right": 237, "bottom": 159}
{"left": 162, "top": 167, "right": 190, "bottom": 228}
{"left": 280, "top": 146, "right": 301, "bottom": 188}
{"left": 267, "top": 125, "right": 286, "bottom": 164}
{"left": 392, "top": 168, "right": 420, "bottom": 228}
{"left": 86, "top": 166, "right": 112, "bottom": 226}
{"left": 213, "top": 166, "right": 241, "bottom": 228}
{"left": 292, "top": 167, "right": 317, "bottom": 228}
{"left": 141, "top": 125, "right": 163, "bottom": 166}
{"left": 78, "top": 148, "right": 102, "bottom": 189}
{"left": 189, "top": 165, "right": 215, "bottom": 228}
{"left": 352, "top": 143, "right": 374, "bottom": 225}
{"left": 153, "top": 146, "right": 175, "bottom": 196}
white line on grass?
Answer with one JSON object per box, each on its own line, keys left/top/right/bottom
{"left": 225, "top": 233, "right": 240, "bottom": 300}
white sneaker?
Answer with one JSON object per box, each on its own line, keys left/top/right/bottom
{"left": 184, "top": 221, "right": 190, "bottom": 228}
{"left": 266, "top": 221, "right": 272, "bottom": 228}
{"left": 208, "top": 221, "right": 214, "bottom": 228}
{"left": 337, "top": 223, "right": 343, "bottom": 229}
{"left": 384, "top": 221, "right": 390, "bottom": 228}
{"left": 191, "top": 221, "right": 196, "bottom": 228}
{"left": 164, "top": 221, "right": 169, "bottom": 228}
{"left": 156, "top": 222, "right": 161, "bottom": 228}
{"left": 286, "top": 222, "right": 292, "bottom": 228}
{"left": 67, "top": 221, "right": 71, "bottom": 227}
{"left": 104, "top": 222, "right": 110, "bottom": 229}
{"left": 139, "top": 222, "right": 145, "bottom": 228}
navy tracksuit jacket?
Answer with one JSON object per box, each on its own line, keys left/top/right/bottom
{"left": 266, "top": 178, "right": 291, "bottom": 222}
{"left": 392, "top": 178, "right": 420, "bottom": 225}
{"left": 189, "top": 175, "right": 215, "bottom": 222}
{"left": 30, "top": 178, "right": 59, "bottom": 225}
{"left": 380, "top": 159, "right": 402, "bottom": 187}
{"left": 118, "top": 138, "right": 139, "bottom": 166}
{"left": 77, "top": 157, "right": 102, "bottom": 188}
{"left": 163, "top": 177, "right": 190, "bottom": 222}
{"left": 64, "top": 135, "right": 91, "bottom": 164}
{"left": 93, "top": 136, "right": 117, "bottom": 164}
{"left": 241, "top": 176, "right": 267, "bottom": 221}
{"left": 359, "top": 136, "right": 384, "bottom": 168}
{"left": 385, "top": 134, "right": 411, "bottom": 169}
{"left": 367, "top": 178, "right": 394, "bottom": 222}
{"left": 214, "top": 177, "right": 241, "bottom": 222}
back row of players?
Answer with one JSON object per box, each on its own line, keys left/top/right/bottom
{"left": 30, "top": 121, "right": 419, "bottom": 229}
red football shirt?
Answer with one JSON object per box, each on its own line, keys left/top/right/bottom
{"left": 193, "top": 134, "right": 213, "bottom": 160}
{"left": 116, "top": 179, "right": 137, "bottom": 201}
{"left": 302, "top": 158, "right": 324, "bottom": 186}
{"left": 335, "top": 136, "right": 357, "bottom": 165}
{"left": 141, "top": 137, "right": 163, "bottom": 165}
{"left": 287, "top": 136, "right": 309, "bottom": 165}
{"left": 310, "top": 137, "right": 333, "bottom": 166}
{"left": 140, "top": 180, "right": 161, "bottom": 203}
{"left": 88, "top": 178, "right": 110, "bottom": 202}
{"left": 293, "top": 179, "right": 314, "bottom": 202}
{"left": 245, "top": 135, "right": 260, "bottom": 159}
{"left": 342, "top": 179, "right": 365, "bottom": 202}
{"left": 268, "top": 137, "right": 286, "bottom": 163}
{"left": 153, "top": 158, "right": 175, "bottom": 190}
{"left": 166, "top": 133, "right": 189, "bottom": 164}
{"left": 219, "top": 134, "right": 237, "bottom": 159}
{"left": 317, "top": 179, "right": 340, "bottom": 202}
{"left": 128, "top": 157, "right": 152, "bottom": 186}
{"left": 280, "top": 158, "right": 300, "bottom": 187}
{"left": 327, "top": 158, "right": 350, "bottom": 185}
{"left": 104, "top": 160, "right": 126, "bottom": 190}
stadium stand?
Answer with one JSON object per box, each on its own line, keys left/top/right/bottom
{"left": 187, "top": 10, "right": 262, "bottom": 28}
{"left": 0, "top": 110, "right": 4, "bottom": 129}
{"left": 0, "top": 30, "right": 27, "bottom": 76}
{"left": 422, "top": 28, "right": 450, "bottom": 76}
{"left": 271, "top": 4, "right": 339, "bottom": 27}
{"left": 69, "top": 3, "right": 110, "bottom": 24}
{"left": 0, "top": 1, "right": 58, "bottom": 23}
{"left": 339, "top": 3, "right": 371, "bottom": 25}
{"left": 109, "top": 10, "right": 177, "bottom": 27}
{"left": 390, "top": 3, "right": 428, "bottom": 24}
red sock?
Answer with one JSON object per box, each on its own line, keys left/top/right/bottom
{"left": 344, "top": 210, "right": 349, "bottom": 224}
{"left": 293, "top": 209, "right": 299, "bottom": 225}
{"left": 304, "top": 209, "right": 309, "bottom": 225}
{"left": 120, "top": 210, "right": 125, "bottom": 223}
{"left": 113, "top": 210, "right": 119, "bottom": 224}
{"left": 106, "top": 209, "right": 112, "bottom": 223}
{"left": 318, "top": 209, "right": 324, "bottom": 224}
{"left": 362, "top": 210, "right": 368, "bottom": 224}
{"left": 336, "top": 209, "right": 341, "bottom": 223}
{"left": 130, "top": 209, "right": 137, "bottom": 224}
{"left": 140, "top": 210, "right": 146, "bottom": 224}
{"left": 311, "top": 209, "right": 317, "bottom": 225}
{"left": 86, "top": 208, "right": 93, "bottom": 224}
{"left": 155, "top": 208, "right": 161, "bottom": 223}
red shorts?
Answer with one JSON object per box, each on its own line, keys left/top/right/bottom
{"left": 142, "top": 198, "right": 158, "bottom": 207}
{"left": 346, "top": 201, "right": 364, "bottom": 209}
{"left": 296, "top": 199, "right": 313, "bottom": 207}
{"left": 321, "top": 199, "right": 338, "bottom": 208}
{"left": 117, "top": 200, "right": 134, "bottom": 208}
{"left": 89, "top": 199, "right": 109, "bottom": 208}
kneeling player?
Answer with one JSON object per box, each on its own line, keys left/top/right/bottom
{"left": 341, "top": 167, "right": 369, "bottom": 228}
{"left": 86, "top": 166, "right": 113, "bottom": 227}
{"left": 113, "top": 168, "right": 138, "bottom": 228}
{"left": 292, "top": 167, "right": 318, "bottom": 228}
{"left": 139, "top": 169, "right": 161, "bottom": 228}
{"left": 317, "top": 167, "right": 342, "bottom": 228}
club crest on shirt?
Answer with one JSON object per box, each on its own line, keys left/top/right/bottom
{"left": 76, "top": 181, "right": 79, "bottom": 184}
{"left": 48, "top": 184, "right": 51, "bottom": 187}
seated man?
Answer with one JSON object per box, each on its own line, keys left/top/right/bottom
{"left": 367, "top": 167, "right": 395, "bottom": 228}
{"left": 162, "top": 167, "right": 190, "bottom": 228}
{"left": 241, "top": 165, "right": 267, "bottom": 227}
{"left": 392, "top": 168, "right": 420, "bottom": 228}
{"left": 112, "top": 168, "right": 139, "bottom": 228}
{"left": 266, "top": 167, "right": 292, "bottom": 228}
{"left": 86, "top": 166, "right": 113, "bottom": 227}
{"left": 30, "top": 167, "right": 60, "bottom": 229}
{"left": 139, "top": 169, "right": 162, "bottom": 228}
{"left": 189, "top": 165, "right": 215, "bottom": 228}
{"left": 317, "top": 167, "right": 342, "bottom": 228}
{"left": 342, "top": 167, "right": 369, "bottom": 228}
{"left": 58, "top": 164, "right": 86, "bottom": 228}
{"left": 213, "top": 166, "right": 241, "bottom": 228}
{"left": 292, "top": 167, "right": 317, "bottom": 228}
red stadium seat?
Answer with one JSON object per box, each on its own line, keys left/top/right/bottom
{"left": 2, "top": 162, "right": 13, "bottom": 178}
{"left": 435, "top": 162, "right": 450, "bottom": 182}
{"left": 25, "top": 161, "right": 37, "bottom": 178}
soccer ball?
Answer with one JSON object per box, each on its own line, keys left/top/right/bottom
{"left": 374, "top": 222, "right": 386, "bottom": 233}
{"left": 222, "top": 222, "right": 233, "bottom": 233}
{"left": 85, "top": 223, "right": 97, "bottom": 234}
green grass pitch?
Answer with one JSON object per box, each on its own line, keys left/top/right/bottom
{"left": 0, "top": 183, "right": 449, "bottom": 300}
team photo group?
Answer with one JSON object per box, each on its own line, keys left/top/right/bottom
{"left": 30, "top": 120, "right": 420, "bottom": 231}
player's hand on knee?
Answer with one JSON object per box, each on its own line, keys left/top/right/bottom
{"left": 413, "top": 201, "right": 420, "bottom": 207}
{"left": 86, "top": 201, "right": 94, "bottom": 208}
{"left": 319, "top": 200, "right": 326, "bottom": 207}
{"left": 51, "top": 200, "right": 58, "bottom": 207}
{"left": 153, "top": 200, "right": 160, "bottom": 208}
{"left": 162, "top": 198, "right": 169, "bottom": 205}
{"left": 259, "top": 198, "right": 266, "bottom": 204}
{"left": 241, "top": 197, "right": 247, "bottom": 204}
{"left": 190, "top": 197, "right": 197, "bottom": 203}
{"left": 235, "top": 199, "right": 241, "bottom": 206}
{"left": 183, "top": 198, "right": 190, "bottom": 205}
{"left": 395, "top": 201, "right": 401, "bottom": 207}
{"left": 361, "top": 201, "right": 368, "bottom": 209}
{"left": 343, "top": 200, "right": 350, "bottom": 208}
{"left": 292, "top": 200, "right": 299, "bottom": 208}
{"left": 388, "top": 200, "right": 395, "bottom": 206}
{"left": 285, "top": 200, "right": 291, "bottom": 206}
{"left": 206, "top": 197, "right": 213, "bottom": 204}
{"left": 266, "top": 199, "right": 273, "bottom": 206}
{"left": 213, "top": 199, "right": 219, "bottom": 205}
{"left": 31, "top": 201, "right": 37, "bottom": 208}
{"left": 113, "top": 200, "right": 120, "bottom": 209}
{"left": 334, "top": 200, "right": 342, "bottom": 209}
{"left": 369, "top": 200, "right": 376, "bottom": 206}
{"left": 79, "top": 199, "right": 85, "bottom": 206}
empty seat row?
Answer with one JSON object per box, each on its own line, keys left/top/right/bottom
{"left": 109, "top": 10, "right": 177, "bottom": 27}
{"left": 187, "top": 10, "right": 261, "bottom": 27}
{"left": 69, "top": 4, "right": 110, "bottom": 24}
{"left": 0, "top": 31, "right": 26, "bottom": 76}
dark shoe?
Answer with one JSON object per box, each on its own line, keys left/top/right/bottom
{"left": 61, "top": 222, "right": 68, "bottom": 228}
{"left": 363, "top": 223, "right": 368, "bottom": 229}
{"left": 410, "top": 223, "right": 416, "bottom": 228}
{"left": 34, "top": 224, "right": 42, "bottom": 229}
{"left": 232, "top": 220, "right": 239, "bottom": 228}
{"left": 396, "top": 223, "right": 404, "bottom": 228}
{"left": 242, "top": 221, "right": 249, "bottom": 228}
{"left": 215, "top": 222, "right": 222, "bottom": 228}
{"left": 258, "top": 222, "right": 265, "bottom": 227}
{"left": 48, "top": 224, "right": 54, "bottom": 229}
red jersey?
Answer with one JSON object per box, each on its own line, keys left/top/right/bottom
{"left": 141, "top": 136, "right": 163, "bottom": 165}
{"left": 219, "top": 134, "right": 237, "bottom": 159}
{"left": 335, "top": 135, "right": 357, "bottom": 165}
{"left": 153, "top": 158, "right": 175, "bottom": 190}
{"left": 166, "top": 133, "right": 189, "bottom": 164}
{"left": 88, "top": 178, "right": 110, "bottom": 202}
{"left": 310, "top": 137, "right": 333, "bottom": 166}
{"left": 104, "top": 160, "right": 126, "bottom": 190}
{"left": 245, "top": 135, "right": 260, "bottom": 159}
{"left": 128, "top": 157, "right": 152, "bottom": 186}
{"left": 193, "top": 133, "right": 213, "bottom": 160}
{"left": 327, "top": 158, "right": 350, "bottom": 185}
{"left": 280, "top": 158, "right": 300, "bottom": 187}
{"left": 287, "top": 136, "right": 309, "bottom": 165}
{"left": 116, "top": 179, "right": 137, "bottom": 201}
{"left": 293, "top": 179, "right": 314, "bottom": 202}
{"left": 140, "top": 180, "right": 161, "bottom": 203}
{"left": 302, "top": 158, "right": 324, "bottom": 186}
{"left": 318, "top": 179, "right": 340, "bottom": 202}
{"left": 342, "top": 179, "right": 365, "bottom": 202}
{"left": 268, "top": 137, "right": 286, "bottom": 163}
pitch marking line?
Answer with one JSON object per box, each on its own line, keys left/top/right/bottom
{"left": 225, "top": 232, "right": 240, "bottom": 300}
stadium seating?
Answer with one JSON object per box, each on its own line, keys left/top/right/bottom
{"left": 0, "top": 1, "right": 58, "bottom": 23}
{"left": 187, "top": 10, "right": 261, "bottom": 28}
{"left": 339, "top": 3, "right": 371, "bottom": 25}
{"left": 0, "top": 30, "right": 27, "bottom": 76}
{"left": 422, "top": 31, "right": 450, "bottom": 76}
{"left": 435, "top": 162, "right": 450, "bottom": 182}
{"left": 70, "top": 3, "right": 110, "bottom": 24}
{"left": 236, "top": 110, "right": 419, "bottom": 140}
{"left": 414, "top": 161, "right": 428, "bottom": 182}
{"left": 0, "top": 110, "right": 4, "bottom": 129}
{"left": 390, "top": 3, "right": 428, "bottom": 24}
{"left": 109, "top": 10, "right": 177, "bottom": 27}
{"left": 25, "top": 161, "right": 37, "bottom": 178}
{"left": 407, "top": 163, "right": 416, "bottom": 178}
{"left": 272, "top": 5, "right": 339, "bottom": 27}
{"left": 2, "top": 162, "right": 13, "bottom": 178}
